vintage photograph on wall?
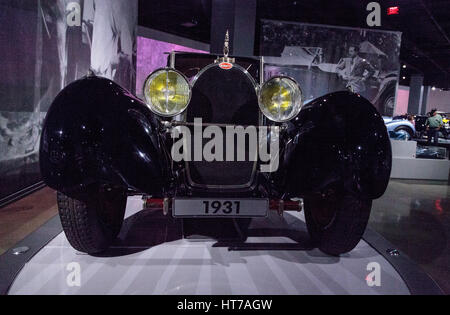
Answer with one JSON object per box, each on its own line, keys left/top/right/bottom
{"left": 261, "top": 19, "right": 402, "bottom": 116}
{"left": 0, "top": 0, "right": 137, "bottom": 202}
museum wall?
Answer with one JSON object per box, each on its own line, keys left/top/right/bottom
{"left": 394, "top": 85, "right": 450, "bottom": 116}
{"left": 395, "top": 85, "right": 410, "bottom": 116}
{"left": 426, "top": 89, "right": 450, "bottom": 113}
{"left": 0, "top": 0, "right": 137, "bottom": 202}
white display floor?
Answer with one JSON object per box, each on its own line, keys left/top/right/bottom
{"left": 8, "top": 197, "right": 410, "bottom": 295}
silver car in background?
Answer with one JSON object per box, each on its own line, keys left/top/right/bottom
{"left": 384, "top": 116, "right": 416, "bottom": 140}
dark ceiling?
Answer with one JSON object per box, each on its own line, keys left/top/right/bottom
{"left": 139, "top": 0, "right": 450, "bottom": 88}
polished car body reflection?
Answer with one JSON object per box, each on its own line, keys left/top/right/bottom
{"left": 40, "top": 49, "right": 392, "bottom": 256}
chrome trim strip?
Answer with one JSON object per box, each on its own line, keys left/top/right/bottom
{"left": 169, "top": 51, "right": 176, "bottom": 68}
{"left": 260, "top": 56, "right": 265, "bottom": 86}
{"left": 259, "top": 57, "right": 265, "bottom": 126}
{"left": 190, "top": 62, "right": 259, "bottom": 91}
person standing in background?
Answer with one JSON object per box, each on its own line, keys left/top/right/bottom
{"left": 426, "top": 109, "right": 444, "bottom": 144}
{"left": 407, "top": 115, "right": 415, "bottom": 127}
{"left": 336, "top": 45, "right": 375, "bottom": 93}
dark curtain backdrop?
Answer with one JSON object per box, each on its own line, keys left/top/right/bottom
{"left": 0, "top": 0, "right": 137, "bottom": 201}
{"left": 261, "top": 20, "right": 402, "bottom": 116}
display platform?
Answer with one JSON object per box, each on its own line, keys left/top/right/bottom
{"left": 390, "top": 140, "right": 450, "bottom": 181}
{"left": 0, "top": 196, "right": 443, "bottom": 295}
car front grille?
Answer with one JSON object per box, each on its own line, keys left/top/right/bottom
{"left": 185, "top": 64, "right": 260, "bottom": 188}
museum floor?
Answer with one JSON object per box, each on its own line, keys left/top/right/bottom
{"left": 0, "top": 180, "right": 448, "bottom": 294}
{"left": 0, "top": 187, "right": 57, "bottom": 256}
{"left": 369, "top": 180, "right": 450, "bottom": 294}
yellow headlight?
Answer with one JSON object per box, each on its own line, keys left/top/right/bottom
{"left": 259, "top": 76, "right": 303, "bottom": 122}
{"left": 143, "top": 69, "right": 191, "bottom": 117}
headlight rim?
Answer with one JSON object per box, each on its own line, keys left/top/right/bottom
{"left": 258, "top": 75, "right": 303, "bottom": 123}
{"left": 143, "top": 67, "right": 192, "bottom": 118}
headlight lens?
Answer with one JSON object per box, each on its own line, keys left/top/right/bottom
{"left": 143, "top": 69, "right": 191, "bottom": 117}
{"left": 259, "top": 76, "right": 303, "bottom": 122}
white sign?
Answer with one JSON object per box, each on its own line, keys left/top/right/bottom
{"left": 367, "top": 2, "right": 381, "bottom": 27}
{"left": 66, "top": 262, "right": 81, "bottom": 287}
{"left": 366, "top": 262, "right": 381, "bottom": 287}
{"left": 66, "top": 2, "right": 81, "bottom": 27}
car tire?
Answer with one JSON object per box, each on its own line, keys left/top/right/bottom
{"left": 394, "top": 126, "right": 414, "bottom": 140}
{"left": 57, "top": 186, "right": 127, "bottom": 254}
{"left": 304, "top": 192, "right": 372, "bottom": 256}
{"left": 383, "top": 95, "right": 395, "bottom": 117}
{"left": 376, "top": 84, "right": 396, "bottom": 116}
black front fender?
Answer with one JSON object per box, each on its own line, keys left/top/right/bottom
{"left": 282, "top": 91, "right": 392, "bottom": 199}
{"left": 40, "top": 76, "right": 169, "bottom": 196}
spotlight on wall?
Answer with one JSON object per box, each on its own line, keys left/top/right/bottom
{"left": 432, "top": 86, "right": 436, "bottom": 91}
{"left": 402, "top": 65, "right": 406, "bottom": 69}
{"left": 402, "top": 76, "right": 406, "bottom": 80}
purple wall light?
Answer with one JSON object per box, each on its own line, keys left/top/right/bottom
{"left": 136, "top": 36, "right": 207, "bottom": 97}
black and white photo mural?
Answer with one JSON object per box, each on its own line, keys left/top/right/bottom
{"left": 261, "top": 20, "right": 402, "bottom": 117}
{"left": 0, "top": 0, "right": 137, "bottom": 201}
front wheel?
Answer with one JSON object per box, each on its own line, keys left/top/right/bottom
{"left": 57, "top": 186, "right": 127, "bottom": 254}
{"left": 394, "top": 126, "right": 414, "bottom": 140}
{"left": 304, "top": 192, "right": 372, "bottom": 256}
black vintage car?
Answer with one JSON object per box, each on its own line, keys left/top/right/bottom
{"left": 40, "top": 43, "right": 392, "bottom": 256}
